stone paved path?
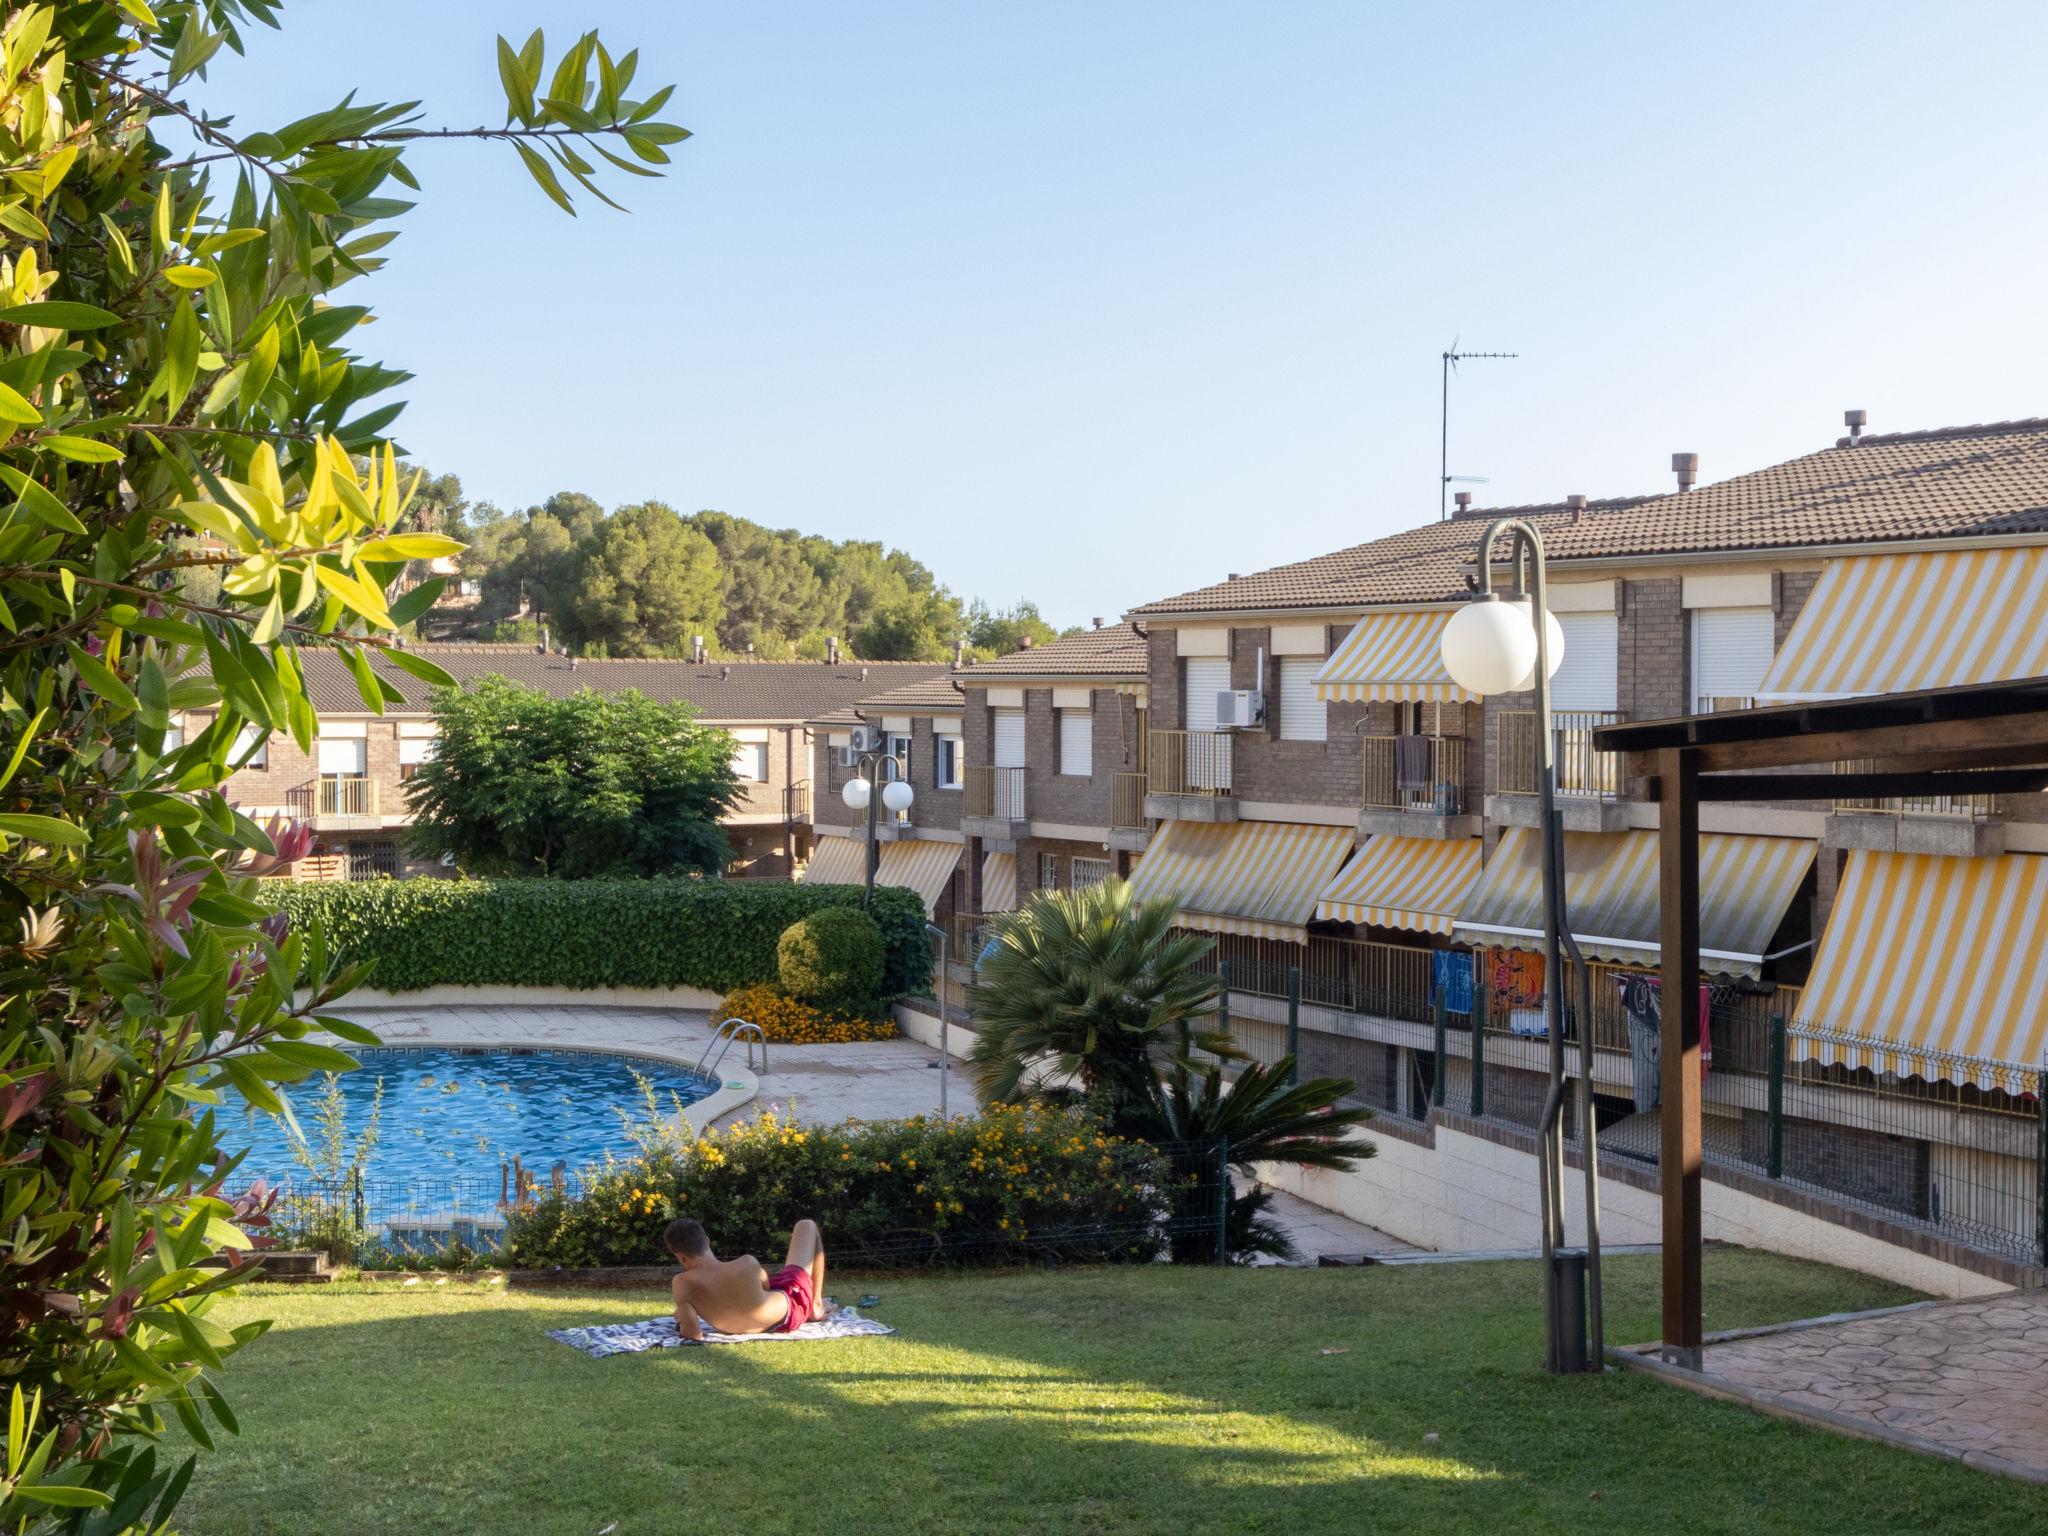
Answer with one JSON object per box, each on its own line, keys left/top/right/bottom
{"left": 1698, "top": 1291, "right": 2048, "bottom": 1478}
{"left": 337, "top": 1004, "right": 1412, "bottom": 1266}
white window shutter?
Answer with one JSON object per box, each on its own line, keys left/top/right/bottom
{"left": 316, "top": 737, "right": 365, "bottom": 775}
{"left": 1278, "top": 658, "right": 1326, "bottom": 741}
{"left": 1183, "top": 659, "right": 1230, "bottom": 732}
{"left": 993, "top": 710, "right": 1026, "bottom": 768}
{"left": 1059, "top": 710, "right": 1093, "bottom": 775}
{"left": 1551, "top": 613, "right": 1619, "bottom": 713}
{"left": 1692, "top": 607, "right": 1776, "bottom": 709}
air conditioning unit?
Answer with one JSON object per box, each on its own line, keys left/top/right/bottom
{"left": 1215, "top": 689, "right": 1265, "bottom": 729}
{"left": 848, "top": 724, "right": 881, "bottom": 752}
{"left": 837, "top": 745, "right": 861, "bottom": 768}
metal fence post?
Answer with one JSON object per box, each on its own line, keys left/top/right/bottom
{"left": 1286, "top": 965, "right": 1301, "bottom": 1086}
{"left": 1768, "top": 1015, "right": 1786, "bottom": 1180}
{"left": 2037, "top": 1078, "right": 2047, "bottom": 1269}
{"left": 1471, "top": 974, "right": 1486, "bottom": 1120}
{"left": 1214, "top": 1137, "right": 1230, "bottom": 1266}
{"left": 1432, "top": 989, "right": 1447, "bottom": 1109}
{"left": 1219, "top": 958, "right": 1232, "bottom": 1052}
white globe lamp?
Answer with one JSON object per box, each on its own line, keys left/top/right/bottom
{"left": 881, "top": 779, "right": 914, "bottom": 814}
{"left": 841, "top": 776, "right": 871, "bottom": 811}
{"left": 1509, "top": 600, "right": 1568, "bottom": 692}
{"left": 1440, "top": 596, "right": 1540, "bottom": 698}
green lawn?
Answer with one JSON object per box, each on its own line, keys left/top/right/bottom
{"left": 175, "top": 1253, "right": 2047, "bottom": 1535}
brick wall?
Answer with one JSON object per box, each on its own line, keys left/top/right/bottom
{"left": 1618, "top": 576, "right": 1687, "bottom": 720}
{"left": 1016, "top": 835, "right": 1118, "bottom": 901}
{"left": 1742, "top": 1109, "right": 1931, "bottom": 1220}
{"left": 1146, "top": 628, "right": 1180, "bottom": 730}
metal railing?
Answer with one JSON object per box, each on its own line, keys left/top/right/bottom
{"left": 1147, "top": 729, "right": 1233, "bottom": 796}
{"left": 1360, "top": 734, "right": 1466, "bottom": 814}
{"left": 1494, "top": 710, "right": 1625, "bottom": 798}
{"left": 1196, "top": 931, "right": 1437, "bottom": 1024}
{"left": 964, "top": 764, "right": 1026, "bottom": 821}
{"left": 1111, "top": 770, "right": 1148, "bottom": 829}
{"left": 288, "top": 775, "right": 378, "bottom": 819}
{"left": 1831, "top": 758, "right": 1998, "bottom": 821}
{"left": 784, "top": 779, "right": 812, "bottom": 823}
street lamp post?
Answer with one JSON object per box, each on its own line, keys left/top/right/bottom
{"left": 1440, "top": 516, "right": 1605, "bottom": 1375}
{"left": 840, "top": 750, "right": 913, "bottom": 908}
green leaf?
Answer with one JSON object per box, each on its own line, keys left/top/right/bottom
{"left": 496, "top": 35, "right": 535, "bottom": 123}
{"left": 0, "top": 813, "right": 87, "bottom": 846}
{"left": 0, "top": 380, "right": 41, "bottom": 425}
{"left": 36, "top": 434, "right": 120, "bottom": 463}
{"left": 162, "top": 265, "right": 218, "bottom": 289}
{"left": 66, "top": 641, "right": 139, "bottom": 712}
{"left": 0, "top": 302, "right": 121, "bottom": 330}
{"left": 387, "top": 576, "right": 445, "bottom": 629}
{"left": 514, "top": 141, "right": 577, "bottom": 215}
{"left": 381, "top": 647, "right": 456, "bottom": 689}
{"left": 16, "top": 1485, "right": 113, "bottom": 1510}
{"left": 263, "top": 1040, "right": 360, "bottom": 1072}
{"left": 359, "top": 533, "right": 462, "bottom": 560}
{"left": 0, "top": 464, "right": 88, "bottom": 534}
{"left": 160, "top": 298, "right": 201, "bottom": 411}
{"left": 240, "top": 325, "right": 280, "bottom": 413}
{"left": 251, "top": 592, "right": 284, "bottom": 646}
{"left": 0, "top": 706, "right": 48, "bottom": 791}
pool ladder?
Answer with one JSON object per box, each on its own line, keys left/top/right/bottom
{"left": 695, "top": 1017, "right": 767, "bottom": 1077}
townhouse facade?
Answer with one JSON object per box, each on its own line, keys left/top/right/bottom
{"left": 940, "top": 415, "right": 2048, "bottom": 1262}
{"left": 202, "top": 645, "right": 949, "bottom": 881}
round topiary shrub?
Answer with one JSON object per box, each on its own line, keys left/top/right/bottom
{"left": 777, "top": 906, "right": 886, "bottom": 1013}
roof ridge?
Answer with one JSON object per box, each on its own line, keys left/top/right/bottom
{"left": 1846, "top": 416, "right": 2048, "bottom": 448}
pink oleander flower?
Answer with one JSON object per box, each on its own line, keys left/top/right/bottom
{"left": 91, "top": 831, "right": 211, "bottom": 958}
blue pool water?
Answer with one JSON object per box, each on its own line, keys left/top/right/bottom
{"left": 229, "top": 1047, "right": 715, "bottom": 1220}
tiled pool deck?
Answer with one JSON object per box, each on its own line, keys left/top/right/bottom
{"left": 335, "top": 1003, "right": 1411, "bottom": 1264}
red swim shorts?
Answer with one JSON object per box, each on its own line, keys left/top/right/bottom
{"left": 766, "top": 1264, "right": 814, "bottom": 1333}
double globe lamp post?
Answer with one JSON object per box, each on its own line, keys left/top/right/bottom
{"left": 1439, "top": 517, "right": 1605, "bottom": 1375}
{"left": 839, "top": 754, "right": 913, "bottom": 908}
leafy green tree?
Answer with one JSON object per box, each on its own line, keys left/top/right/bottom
{"left": 563, "top": 500, "right": 721, "bottom": 656}
{"left": 0, "top": 4, "right": 683, "bottom": 1525}
{"left": 966, "top": 599, "right": 1061, "bottom": 659}
{"left": 404, "top": 677, "right": 740, "bottom": 877}
{"left": 854, "top": 588, "right": 963, "bottom": 660}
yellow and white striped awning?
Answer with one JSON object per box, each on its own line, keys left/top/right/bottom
{"left": 1452, "top": 828, "right": 1814, "bottom": 977}
{"left": 801, "top": 834, "right": 867, "bottom": 886}
{"left": 1126, "top": 819, "right": 1356, "bottom": 944}
{"left": 980, "top": 850, "right": 1018, "bottom": 912}
{"left": 874, "top": 840, "right": 963, "bottom": 916}
{"left": 1313, "top": 610, "right": 1475, "bottom": 703}
{"left": 1316, "top": 836, "right": 1483, "bottom": 935}
{"left": 1758, "top": 547, "right": 2048, "bottom": 701}
{"left": 1794, "top": 851, "right": 2048, "bottom": 1088}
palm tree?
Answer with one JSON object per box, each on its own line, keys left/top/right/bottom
{"left": 966, "top": 878, "right": 1226, "bottom": 1115}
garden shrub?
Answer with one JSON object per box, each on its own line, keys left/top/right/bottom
{"left": 719, "top": 984, "right": 897, "bottom": 1044}
{"left": 506, "top": 1103, "right": 1167, "bottom": 1269}
{"left": 273, "top": 879, "right": 933, "bottom": 997}
{"left": 777, "top": 906, "right": 886, "bottom": 1013}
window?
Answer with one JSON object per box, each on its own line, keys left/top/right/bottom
{"left": 993, "top": 710, "right": 1026, "bottom": 768}
{"left": 886, "top": 733, "right": 912, "bottom": 782}
{"left": 1037, "top": 852, "right": 1061, "bottom": 892}
{"left": 730, "top": 741, "right": 769, "bottom": 782}
{"left": 343, "top": 841, "right": 399, "bottom": 881}
{"left": 1058, "top": 708, "right": 1093, "bottom": 776}
{"left": 1278, "top": 658, "right": 1326, "bottom": 742}
{"left": 163, "top": 716, "right": 185, "bottom": 752}
{"left": 316, "top": 736, "right": 366, "bottom": 777}
{"left": 936, "top": 734, "right": 964, "bottom": 789}
{"left": 1691, "top": 607, "right": 1776, "bottom": 713}
{"left": 1070, "top": 856, "right": 1111, "bottom": 889}
{"left": 1183, "top": 658, "right": 1230, "bottom": 732}
{"left": 1551, "top": 613, "right": 1619, "bottom": 714}
{"left": 232, "top": 724, "right": 268, "bottom": 770}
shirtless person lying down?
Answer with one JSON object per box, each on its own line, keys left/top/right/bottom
{"left": 665, "top": 1217, "right": 827, "bottom": 1340}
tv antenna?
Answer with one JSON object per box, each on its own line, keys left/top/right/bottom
{"left": 1440, "top": 339, "right": 1518, "bottom": 520}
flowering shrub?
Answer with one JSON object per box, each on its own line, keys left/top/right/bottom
{"left": 719, "top": 983, "right": 897, "bottom": 1044}
{"left": 506, "top": 1103, "right": 1168, "bottom": 1269}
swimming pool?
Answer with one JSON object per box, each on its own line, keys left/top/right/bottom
{"left": 229, "top": 1046, "right": 716, "bottom": 1228}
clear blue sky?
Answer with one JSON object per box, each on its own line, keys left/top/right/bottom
{"left": 198, "top": 1, "right": 2048, "bottom": 625}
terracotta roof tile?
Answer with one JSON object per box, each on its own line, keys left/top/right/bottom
{"left": 955, "top": 622, "right": 1149, "bottom": 679}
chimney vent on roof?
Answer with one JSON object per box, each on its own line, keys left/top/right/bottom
{"left": 952, "top": 639, "right": 965, "bottom": 666}
{"left": 1672, "top": 452, "right": 1699, "bottom": 492}
{"left": 691, "top": 634, "right": 706, "bottom": 664}
{"left": 1845, "top": 408, "right": 1867, "bottom": 445}
{"left": 745, "top": 643, "right": 755, "bottom": 655}
{"left": 827, "top": 636, "right": 840, "bottom": 665}
{"left": 1091, "top": 616, "right": 1104, "bottom": 629}
{"left": 1453, "top": 491, "right": 1473, "bottom": 515}
{"left": 1227, "top": 572, "right": 1241, "bottom": 582}
{"left": 720, "top": 665, "right": 730, "bottom": 681}
{"left": 860, "top": 666, "right": 869, "bottom": 681}
{"left": 1565, "top": 493, "right": 1588, "bottom": 523}
{"left": 1019, "top": 634, "right": 1034, "bottom": 648}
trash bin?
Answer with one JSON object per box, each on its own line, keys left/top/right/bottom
{"left": 1552, "top": 1247, "right": 1589, "bottom": 1373}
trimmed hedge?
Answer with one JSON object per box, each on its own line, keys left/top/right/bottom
{"left": 273, "top": 879, "right": 933, "bottom": 998}
{"left": 777, "top": 906, "right": 885, "bottom": 1014}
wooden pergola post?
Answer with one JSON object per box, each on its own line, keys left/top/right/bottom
{"left": 1657, "top": 747, "right": 1704, "bottom": 1368}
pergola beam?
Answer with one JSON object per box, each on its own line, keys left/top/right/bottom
{"left": 1696, "top": 768, "right": 2048, "bottom": 802}
{"left": 1623, "top": 714, "right": 2048, "bottom": 777}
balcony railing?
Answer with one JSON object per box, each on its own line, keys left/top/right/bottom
{"left": 288, "top": 775, "right": 377, "bottom": 819}
{"left": 1361, "top": 734, "right": 1466, "bottom": 815}
{"left": 965, "top": 764, "right": 1026, "bottom": 821}
{"left": 1494, "top": 710, "right": 1625, "bottom": 798}
{"left": 784, "top": 779, "right": 812, "bottom": 824}
{"left": 1111, "top": 771, "right": 1147, "bottom": 830}
{"left": 1832, "top": 759, "right": 1998, "bottom": 821}
{"left": 1147, "top": 730, "right": 1233, "bottom": 797}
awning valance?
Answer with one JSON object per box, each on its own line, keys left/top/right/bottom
{"left": 1758, "top": 547, "right": 2048, "bottom": 701}
{"left": 802, "top": 834, "right": 866, "bottom": 886}
{"left": 1316, "top": 835, "right": 1482, "bottom": 935}
{"left": 1794, "top": 850, "right": 2048, "bottom": 1088}
{"left": 874, "top": 840, "right": 963, "bottom": 916}
{"left": 1127, "top": 819, "right": 1355, "bottom": 944}
{"left": 1313, "top": 610, "right": 1475, "bottom": 703}
{"left": 980, "top": 850, "right": 1018, "bottom": 913}
{"left": 1452, "top": 828, "right": 1814, "bottom": 977}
